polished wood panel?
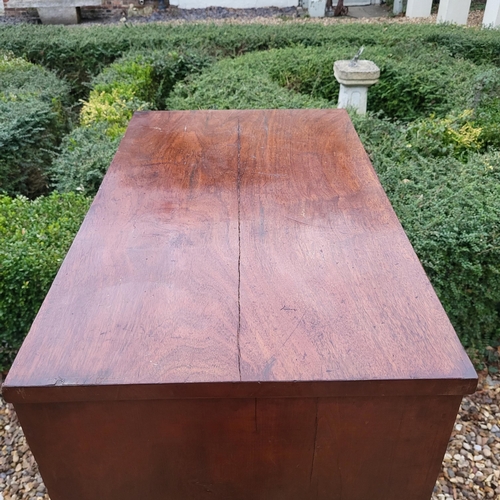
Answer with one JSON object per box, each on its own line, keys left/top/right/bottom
{"left": 14, "top": 395, "right": 462, "bottom": 500}
{"left": 6, "top": 111, "right": 242, "bottom": 393}
{"left": 3, "top": 110, "right": 476, "bottom": 500}
{"left": 236, "top": 110, "right": 474, "bottom": 386}
{"left": 4, "top": 110, "right": 476, "bottom": 402}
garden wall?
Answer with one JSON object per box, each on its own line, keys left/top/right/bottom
{"left": 1, "top": 0, "right": 379, "bottom": 19}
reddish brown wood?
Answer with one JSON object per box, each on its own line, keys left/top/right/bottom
{"left": 235, "top": 110, "right": 475, "bottom": 388}
{"left": 14, "top": 395, "right": 462, "bottom": 500}
{"left": 3, "top": 110, "right": 476, "bottom": 398}
{"left": 3, "top": 109, "right": 477, "bottom": 500}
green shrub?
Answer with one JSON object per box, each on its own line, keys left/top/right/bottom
{"left": 80, "top": 50, "right": 212, "bottom": 136}
{"left": 424, "top": 29, "right": 500, "bottom": 66}
{"left": 0, "top": 52, "right": 70, "bottom": 198}
{"left": 167, "top": 43, "right": 483, "bottom": 120}
{"left": 265, "top": 46, "right": 349, "bottom": 102}
{"left": 80, "top": 53, "right": 156, "bottom": 137}
{"left": 0, "top": 52, "right": 69, "bottom": 103}
{"left": 148, "top": 50, "right": 214, "bottom": 108}
{"left": 0, "top": 193, "right": 91, "bottom": 371}
{"left": 50, "top": 123, "right": 122, "bottom": 196}
{"left": 469, "top": 68, "right": 500, "bottom": 149}
{"left": 353, "top": 112, "right": 500, "bottom": 350}
{"left": 167, "top": 51, "right": 330, "bottom": 110}
{"left": 369, "top": 46, "right": 477, "bottom": 121}
{"left": 81, "top": 89, "right": 148, "bottom": 138}
{"left": 405, "top": 110, "right": 483, "bottom": 160}
{"left": 90, "top": 54, "right": 156, "bottom": 102}
{"left": 394, "top": 152, "right": 500, "bottom": 351}
{"left": 2, "top": 23, "right": 499, "bottom": 94}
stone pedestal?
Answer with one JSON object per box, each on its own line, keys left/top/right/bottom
{"left": 437, "top": 0, "right": 472, "bottom": 24}
{"left": 483, "top": 0, "right": 500, "bottom": 27}
{"left": 334, "top": 59, "right": 380, "bottom": 114}
{"left": 406, "top": 0, "right": 432, "bottom": 17}
{"left": 37, "top": 6, "right": 80, "bottom": 23}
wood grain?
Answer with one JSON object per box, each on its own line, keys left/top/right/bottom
{"left": 6, "top": 111, "right": 242, "bottom": 394}
{"left": 13, "top": 395, "right": 462, "bottom": 500}
{"left": 4, "top": 109, "right": 477, "bottom": 500}
{"left": 3, "top": 109, "right": 476, "bottom": 403}
{"left": 236, "top": 110, "right": 475, "bottom": 385}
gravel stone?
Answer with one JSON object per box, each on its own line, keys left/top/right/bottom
{"left": 432, "top": 372, "right": 500, "bottom": 500}
{"left": 0, "top": 3, "right": 487, "bottom": 27}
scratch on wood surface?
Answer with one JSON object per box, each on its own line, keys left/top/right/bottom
{"left": 138, "top": 124, "right": 164, "bottom": 132}
{"left": 281, "top": 312, "right": 306, "bottom": 348}
{"left": 53, "top": 377, "right": 66, "bottom": 386}
{"left": 256, "top": 172, "right": 288, "bottom": 178}
{"left": 262, "top": 357, "right": 276, "bottom": 380}
{"left": 283, "top": 215, "right": 330, "bottom": 230}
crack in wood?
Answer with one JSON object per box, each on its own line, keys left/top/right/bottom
{"left": 237, "top": 121, "right": 242, "bottom": 381}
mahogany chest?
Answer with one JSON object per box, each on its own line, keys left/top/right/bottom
{"left": 4, "top": 109, "right": 477, "bottom": 500}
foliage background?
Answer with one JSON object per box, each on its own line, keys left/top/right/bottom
{"left": 0, "top": 22, "right": 499, "bottom": 370}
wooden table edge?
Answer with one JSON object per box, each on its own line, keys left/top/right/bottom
{"left": 2, "top": 377, "right": 478, "bottom": 404}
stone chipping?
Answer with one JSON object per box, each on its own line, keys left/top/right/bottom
{"left": 0, "top": 371, "right": 498, "bottom": 499}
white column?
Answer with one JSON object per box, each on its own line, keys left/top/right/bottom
{"left": 406, "top": 0, "right": 432, "bottom": 17}
{"left": 437, "top": 0, "right": 472, "bottom": 24}
{"left": 308, "top": 0, "right": 326, "bottom": 17}
{"left": 483, "top": 0, "right": 500, "bottom": 27}
{"left": 337, "top": 85, "right": 370, "bottom": 115}
{"left": 393, "top": 0, "right": 403, "bottom": 14}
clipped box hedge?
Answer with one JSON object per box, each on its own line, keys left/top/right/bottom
{"left": 52, "top": 50, "right": 211, "bottom": 196}
{"left": 1, "top": 23, "right": 500, "bottom": 84}
{"left": 0, "top": 193, "right": 91, "bottom": 371}
{"left": 167, "top": 43, "right": 479, "bottom": 121}
{"left": 0, "top": 22, "right": 499, "bottom": 368}
{"left": 353, "top": 113, "right": 500, "bottom": 352}
{"left": 0, "top": 52, "right": 70, "bottom": 198}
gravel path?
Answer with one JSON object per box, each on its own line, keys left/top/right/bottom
{"left": 0, "top": 371, "right": 498, "bottom": 500}
{"left": 0, "top": 4, "right": 486, "bottom": 26}
{"left": 79, "top": 7, "right": 485, "bottom": 27}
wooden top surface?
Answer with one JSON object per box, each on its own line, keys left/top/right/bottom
{"left": 4, "top": 110, "right": 477, "bottom": 403}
